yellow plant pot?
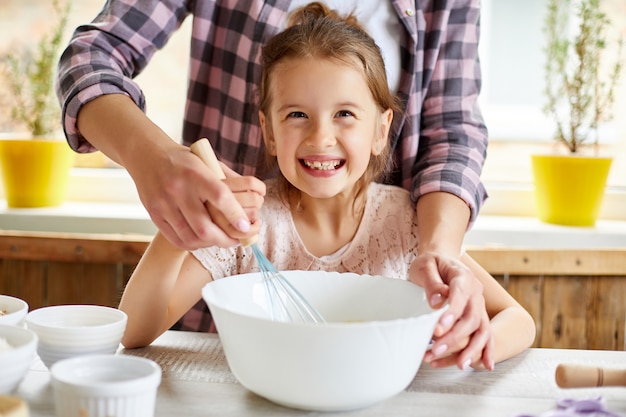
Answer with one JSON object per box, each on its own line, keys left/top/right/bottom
{"left": 0, "top": 138, "right": 75, "bottom": 208}
{"left": 531, "top": 154, "right": 612, "bottom": 227}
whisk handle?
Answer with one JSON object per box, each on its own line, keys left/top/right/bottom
{"left": 190, "top": 138, "right": 226, "bottom": 180}
{"left": 555, "top": 364, "right": 626, "bottom": 388}
{"left": 190, "top": 138, "right": 259, "bottom": 247}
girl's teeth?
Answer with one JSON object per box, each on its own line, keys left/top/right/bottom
{"left": 304, "top": 160, "right": 340, "bottom": 170}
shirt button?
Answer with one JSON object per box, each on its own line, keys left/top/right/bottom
{"left": 405, "top": 8, "right": 414, "bottom": 16}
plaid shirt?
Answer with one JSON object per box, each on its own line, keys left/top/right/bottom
{"left": 57, "top": 0, "right": 488, "bottom": 222}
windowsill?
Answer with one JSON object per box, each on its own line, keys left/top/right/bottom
{"left": 0, "top": 200, "right": 625, "bottom": 249}
{"left": 465, "top": 215, "right": 626, "bottom": 249}
{"left": 0, "top": 201, "right": 157, "bottom": 236}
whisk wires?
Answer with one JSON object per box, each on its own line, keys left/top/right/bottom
{"left": 251, "top": 244, "right": 325, "bottom": 323}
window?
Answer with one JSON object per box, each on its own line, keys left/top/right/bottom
{"left": 477, "top": 0, "right": 626, "bottom": 219}
{"left": 479, "top": 0, "right": 552, "bottom": 141}
{"left": 1, "top": 0, "right": 190, "bottom": 202}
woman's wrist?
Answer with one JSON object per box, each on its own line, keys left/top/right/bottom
{"left": 416, "top": 192, "right": 469, "bottom": 257}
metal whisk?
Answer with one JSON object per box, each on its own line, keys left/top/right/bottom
{"left": 190, "top": 138, "right": 325, "bottom": 323}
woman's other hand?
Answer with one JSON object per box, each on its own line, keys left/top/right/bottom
{"left": 409, "top": 253, "right": 494, "bottom": 370}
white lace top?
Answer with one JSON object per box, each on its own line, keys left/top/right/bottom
{"left": 192, "top": 180, "right": 420, "bottom": 280}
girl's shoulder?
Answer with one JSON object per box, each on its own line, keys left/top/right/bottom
{"left": 366, "top": 182, "right": 414, "bottom": 213}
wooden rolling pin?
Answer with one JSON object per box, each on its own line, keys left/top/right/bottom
{"left": 555, "top": 363, "right": 626, "bottom": 388}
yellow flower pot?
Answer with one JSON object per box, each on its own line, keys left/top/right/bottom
{"left": 0, "top": 138, "right": 75, "bottom": 208}
{"left": 531, "top": 154, "right": 612, "bottom": 227}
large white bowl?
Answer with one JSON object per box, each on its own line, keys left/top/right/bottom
{"left": 0, "top": 324, "right": 38, "bottom": 393}
{"left": 202, "top": 271, "right": 446, "bottom": 412}
{"left": 26, "top": 305, "right": 127, "bottom": 369}
{"left": 51, "top": 354, "right": 161, "bottom": 417}
{"left": 0, "top": 295, "right": 29, "bottom": 326}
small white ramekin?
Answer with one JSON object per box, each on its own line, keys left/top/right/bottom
{"left": 26, "top": 305, "right": 127, "bottom": 368}
{"left": 50, "top": 354, "right": 161, "bottom": 417}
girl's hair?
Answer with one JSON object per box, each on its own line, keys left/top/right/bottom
{"left": 259, "top": 2, "right": 401, "bottom": 206}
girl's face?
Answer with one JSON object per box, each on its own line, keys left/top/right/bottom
{"left": 260, "top": 57, "right": 392, "bottom": 200}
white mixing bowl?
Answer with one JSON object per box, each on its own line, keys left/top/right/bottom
{"left": 51, "top": 354, "right": 161, "bottom": 417}
{"left": 0, "top": 295, "right": 29, "bottom": 326}
{"left": 0, "top": 324, "right": 38, "bottom": 393}
{"left": 202, "top": 271, "right": 446, "bottom": 412}
{"left": 26, "top": 305, "right": 127, "bottom": 369}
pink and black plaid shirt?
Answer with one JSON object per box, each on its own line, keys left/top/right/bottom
{"left": 57, "top": 0, "right": 488, "bottom": 221}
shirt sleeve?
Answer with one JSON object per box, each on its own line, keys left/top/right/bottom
{"left": 409, "top": 0, "right": 488, "bottom": 225}
{"left": 55, "top": 0, "right": 190, "bottom": 152}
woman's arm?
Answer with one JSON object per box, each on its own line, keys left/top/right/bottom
{"left": 405, "top": 0, "right": 493, "bottom": 370}
{"left": 56, "top": 1, "right": 264, "bottom": 249}
{"left": 413, "top": 0, "right": 488, "bottom": 223}
{"left": 56, "top": 0, "right": 190, "bottom": 152}
{"left": 77, "top": 94, "right": 262, "bottom": 249}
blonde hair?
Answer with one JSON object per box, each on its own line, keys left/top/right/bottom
{"left": 259, "top": 2, "right": 401, "bottom": 203}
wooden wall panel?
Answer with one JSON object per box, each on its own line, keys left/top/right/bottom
{"left": 0, "top": 259, "right": 47, "bottom": 310}
{"left": 0, "top": 231, "right": 624, "bottom": 350}
{"left": 541, "top": 276, "right": 592, "bottom": 349}
{"left": 467, "top": 248, "right": 626, "bottom": 276}
{"left": 45, "top": 262, "right": 121, "bottom": 307}
{"left": 587, "top": 276, "right": 626, "bottom": 350}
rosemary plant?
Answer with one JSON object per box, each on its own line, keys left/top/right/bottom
{"left": 0, "top": 0, "right": 70, "bottom": 137}
{"left": 543, "top": 0, "right": 623, "bottom": 153}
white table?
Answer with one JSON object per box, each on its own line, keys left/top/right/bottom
{"left": 16, "top": 331, "right": 626, "bottom": 417}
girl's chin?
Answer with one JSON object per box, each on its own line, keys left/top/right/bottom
{"left": 296, "top": 183, "right": 353, "bottom": 200}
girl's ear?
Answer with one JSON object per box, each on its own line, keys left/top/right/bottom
{"left": 372, "top": 108, "right": 393, "bottom": 156}
{"left": 259, "top": 111, "right": 276, "bottom": 156}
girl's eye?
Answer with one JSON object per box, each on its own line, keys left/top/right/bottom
{"left": 287, "top": 111, "right": 307, "bottom": 118}
{"left": 336, "top": 110, "right": 354, "bottom": 118}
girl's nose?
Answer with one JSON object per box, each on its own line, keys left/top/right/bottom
{"left": 306, "top": 120, "right": 336, "bottom": 149}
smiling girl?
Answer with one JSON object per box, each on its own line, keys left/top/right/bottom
{"left": 119, "top": 2, "right": 535, "bottom": 370}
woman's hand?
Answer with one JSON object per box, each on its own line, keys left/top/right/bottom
{"left": 129, "top": 144, "right": 266, "bottom": 250}
{"left": 409, "top": 252, "right": 494, "bottom": 370}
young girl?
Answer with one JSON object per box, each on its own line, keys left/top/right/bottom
{"left": 119, "top": 3, "right": 535, "bottom": 370}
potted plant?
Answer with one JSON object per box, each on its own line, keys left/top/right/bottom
{"left": 0, "top": 0, "right": 75, "bottom": 208}
{"left": 532, "top": 0, "right": 623, "bottom": 226}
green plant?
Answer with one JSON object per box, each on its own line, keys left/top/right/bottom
{"left": 0, "top": 0, "right": 70, "bottom": 137}
{"left": 543, "top": 0, "right": 623, "bottom": 153}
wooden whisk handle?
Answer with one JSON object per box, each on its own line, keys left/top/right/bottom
{"left": 190, "top": 138, "right": 258, "bottom": 247}
{"left": 190, "top": 138, "right": 226, "bottom": 180}
{"left": 555, "top": 364, "right": 626, "bottom": 388}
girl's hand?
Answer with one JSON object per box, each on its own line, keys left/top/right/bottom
{"left": 206, "top": 163, "right": 266, "bottom": 242}
{"left": 409, "top": 253, "right": 495, "bottom": 370}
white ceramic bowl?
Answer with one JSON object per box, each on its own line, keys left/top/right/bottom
{"left": 26, "top": 305, "right": 127, "bottom": 369}
{"left": 51, "top": 354, "right": 161, "bottom": 417}
{"left": 202, "top": 271, "right": 446, "bottom": 412}
{"left": 0, "top": 295, "right": 29, "bottom": 326}
{"left": 0, "top": 324, "right": 38, "bottom": 393}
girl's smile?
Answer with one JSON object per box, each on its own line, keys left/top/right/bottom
{"left": 299, "top": 157, "right": 346, "bottom": 179}
{"left": 300, "top": 158, "right": 344, "bottom": 171}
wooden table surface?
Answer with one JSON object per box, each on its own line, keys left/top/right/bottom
{"left": 16, "top": 331, "right": 626, "bottom": 417}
